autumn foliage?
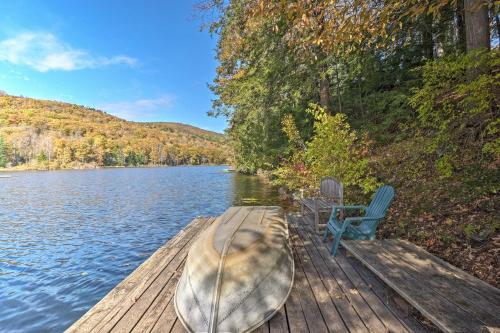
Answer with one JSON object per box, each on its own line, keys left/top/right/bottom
{"left": 203, "top": 0, "right": 499, "bottom": 286}
{"left": 0, "top": 95, "right": 230, "bottom": 170}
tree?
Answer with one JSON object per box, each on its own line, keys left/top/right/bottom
{"left": 273, "top": 104, "right": 378, "bottom": 193}
{"left": 410, "top": 49, "right": 499, "bottom": 176}
{"left": 93, "top": 136, "right": 109, "bottom": 166}
{"left": 0, "top": 135, "right": 7, "bottom": 168}
{"left": 456, "top": 0, "right": 467, "bottom": 52}
{"left": 464, "top": 0, "right": 490, "bottom": 52}
{"left": 305, "top": 105, "right": 378, "bottom": 193}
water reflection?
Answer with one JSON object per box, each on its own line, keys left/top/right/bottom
{"left": 231, "top": 173, "right": 282, "bottom": 206}
{"left": 0, "top": 166, "right": 283, "bottom": 333}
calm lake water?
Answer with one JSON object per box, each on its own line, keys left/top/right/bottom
{"left": 0, "top": 166, "right": 282, "bottom": 333}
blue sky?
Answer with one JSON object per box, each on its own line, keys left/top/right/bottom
{"left": 0, "top": 0, "right": 227, "bottom": 132}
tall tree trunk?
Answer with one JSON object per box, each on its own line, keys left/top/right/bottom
{"left": 494, "top": 13, "right": 500, "bottom": 42}
{"left": 357, "top": 80, "right": 364, "bottom": 119}
{"left": 334, "top": 63, "right": 342, "bottom": 114}
{"left": 456, "top": 0, "right": 467, "bottom": 53}
{"left": 319, "top": 76, "right": 330, "bottom": 112}
{"left": 464, "top": 0, "right": 490, "bottom": 51}
{"left": 422, "top": 3, "right": 434, "bottom": 60}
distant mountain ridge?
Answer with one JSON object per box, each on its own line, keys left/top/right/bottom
{"left": 0, "top": 94, "right": 230, "bottom": 169}
{"left": 143, "top": 122, "right": 225, "bottom": 142}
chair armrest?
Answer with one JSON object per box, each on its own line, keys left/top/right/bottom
{"left": 344, "top": 215, "right": 384, "bottom": 222}
{"left": 330, "top": 205, "right": 366, "bottom": 223}
{"left": 332, "top": 205, "right": 367, "bottom": 210}
{"left": 332, "top": 205, "right": 366, "bottom": 217}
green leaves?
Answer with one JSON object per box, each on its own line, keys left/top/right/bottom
{"left": 273, "top": 104, "right": 378, "bottom": 193}
{"left": 208, "top": 0, "right": 497, "bottom": 196}
{"left": 409, "top": 49, "right": 499, "bottom": 177}
{"left": 0, "top": 135, "right": 6, "bottom": 168}
{"left": 305, "top": 105, "right": 378, "bottom": 193}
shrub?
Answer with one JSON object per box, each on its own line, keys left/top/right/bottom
{"left": 306, "top": 104, "right": 378, "bottom": 193}
{"left": 0, "top": 136, "right": 6, "bottom": 168}
{"left": 272, "top": 114, "right": 311, "bottom": 190}
{"left": 273, "top": 104, "right": 378, "bottom": 193}
{"left": 410, "top": 49, "right": 500, "bottom": 177}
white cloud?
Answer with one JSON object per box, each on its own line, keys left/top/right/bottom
{"left": 100, "top": 95, "right": 175, "bottom": 121}
{"left": 0, "top": 32, "right": 137, "bottom": 72}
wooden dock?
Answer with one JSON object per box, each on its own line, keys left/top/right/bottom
{"left": 342, "top": 239, "right": 500, "bottom": 333}
{"left": 67, "top": 213, "right": 432, "bottom": 333}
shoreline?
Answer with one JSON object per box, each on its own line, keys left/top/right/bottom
{"left": 0, "top": 163, "right": 231, "bottom": 173}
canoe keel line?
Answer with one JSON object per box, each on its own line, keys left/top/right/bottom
{"left": 174, "top": 206, "right": 295, "bottom": 333}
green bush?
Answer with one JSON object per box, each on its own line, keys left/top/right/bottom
{"left": 0, "top": 136, "right": 6, "bottom": 168}
{"left": 273, "top": 104, "right": 378, "bottom": 193}
{"left": 37, "top": 152, "right": 48, "bottom": 163}
{"left": 306, "top": 104, "right": 378, "bottom": 192}
{"left": 410, "top": 49, "right": 500, "bottom": 177}
{"left": 272, "top": 114, "right": 311, "bottom": 190}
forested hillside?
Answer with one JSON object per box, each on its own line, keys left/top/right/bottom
{"left": 0, "top": 95, "right": 229, "bottom": 169}
{"left": 205, "top": 0, "right": 499, "bottom": 286}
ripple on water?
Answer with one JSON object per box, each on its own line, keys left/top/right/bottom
{"left": 0, "top": 166, "right": 281, "bottom": 332}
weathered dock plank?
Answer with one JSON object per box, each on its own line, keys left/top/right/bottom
{"left": 290, "top": 214, "right": 413, "bottom": 333}
{"left": 342, "top": 239, "right": 500, "bottom": 333}
{"left": 67, "top": 212, "right": 428, "bottom": 333}
{"left": 289, "top": 221, "right": 367, "bottom": 333}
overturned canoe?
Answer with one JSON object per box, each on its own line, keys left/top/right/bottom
{"left": 175, "top": 206, "right": 294, "bottom": 333}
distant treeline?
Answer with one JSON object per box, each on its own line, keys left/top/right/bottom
{"left": 0, "top": 95, "right": 230, "bottom": 169}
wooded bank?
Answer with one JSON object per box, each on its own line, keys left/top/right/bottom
{"left": 204, "top": 0, "right": 499, "bottom": 287}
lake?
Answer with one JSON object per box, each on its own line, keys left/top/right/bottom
{"left": 0, "top": 166, "right": 282, "bottom": 332}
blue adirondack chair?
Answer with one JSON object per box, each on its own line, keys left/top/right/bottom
{"left": 323, "top": 185, "right": 395, "bottom": 255}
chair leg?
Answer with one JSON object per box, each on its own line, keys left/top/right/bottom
{"left": 322, "top": 225, "right": 330, "bottom": 242}
{"left": 331, "top": 232, "right": 342, "bottom": 256}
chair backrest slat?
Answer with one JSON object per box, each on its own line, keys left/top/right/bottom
{"left": 320, "top": 177, "right": 343, "bottom": 204}
{"left": 366, "top": 185, "right": 395, "bottom": 217}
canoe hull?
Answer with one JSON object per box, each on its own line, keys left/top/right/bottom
{"left": 175, "top": 206, "right": 294, "bottom": 333}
